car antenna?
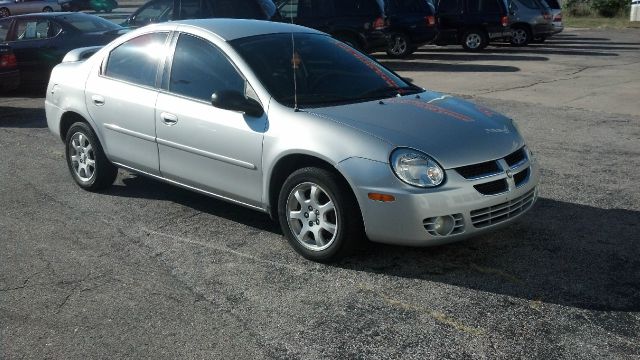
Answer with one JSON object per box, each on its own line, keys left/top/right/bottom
{"left": 289, "top": 4, "right": 299, "bottom": 112}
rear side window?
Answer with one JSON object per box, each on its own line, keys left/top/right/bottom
{"left": 467, "top": 0, "right": 502, "bottom": 13}
{"left": 179, "top": 0, "right": 214, "bottom": 18}
{"left": 0, "top": 20, "right": 10, "bottom": 42}
{"left": 212, "top": 0, "right": 267, "bottom": 18}
{"left": 334, "top": 0, "right": 381, "bottom": 16}
{"left": 388, "top": 0, "right": 430, "bottom": 13}
{"left": 105, "top": 32, "right": 168, "bottom": 87}
{"left": 438, "top": 0, "right": 459, "bottom": 12}
{"left": 169, "top": 34, "right": 245, "bottom": 102}
{"left": 278, "top": 0, "right": 334, "bottom": 19}
{"left": 512, "top": 0, "right": 539, "bottom": 8}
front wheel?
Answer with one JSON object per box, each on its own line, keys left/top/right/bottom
{"left": 65, "top": 122, "right": 118, "bottom": 191}
{"left": 278, "top": 167, "right": 363, "bottom": 262}
{"left": 0, "top": 7, "right": 11, "bottom": 17}
{"left": 461, "top": 29, "right": 488, "bottom": 51}
{"left": 386, "top": 33, "right": 415, "bottom": 58}
{"left": 42, "top": 6, "right": 53, "bottom": 12}
{"left": 510, "top": 26, "right": 532, "bottom": 46}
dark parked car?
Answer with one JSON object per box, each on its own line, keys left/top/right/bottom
{"left": 507, "top": 0, "right": 553, "bottom": 46}
{"left": 0, "top": 12, "right": 125, "bottom": 85}
{"left": 274, "top": 0, "right": 388, "bottom": 53}
{"left": 122, "top": 0, "right": 268, "bottom": 28}
{"left": 58, "top": 0, "right": 119, "bottom": 12}
{"left": 434, "top": 0, "right": 511, "bottom": 51}
{"left": 382, "top": 0, "right": 437, "bottom": 57}
{"left": 0, "top": 44, "right": 20, "bottom": 92}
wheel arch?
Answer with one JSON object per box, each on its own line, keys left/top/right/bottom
{"left": 266, "top": 153, "right": 363, "bottom": 222}
{"left": 510, "top": 22, "right": 533, "bottom": 34}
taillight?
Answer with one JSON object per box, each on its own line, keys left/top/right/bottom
{"left": 372, "top": 17, "right": 386, "bottom": 30}
{"left": 543, "top": 12, "right": 552, "bottom": 20}
{"left": 500, "top": 15, "right": 509, "bottom": 27}
{"left": 0, "top": 53, "right": 17, "bottom": 69}
{"left": 554, "top": 13, "right": 562, "bottom": 21}
{"left": 425, "top": 15, "right": 436, "bottom": 27}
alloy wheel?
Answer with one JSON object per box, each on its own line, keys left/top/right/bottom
{"left": 512, "top": 29, "right": 528, "bottom": 45}
{"left": 286, "top": 182, "right": 338, "bottom": 251}
{"left": 465, "top": 33, "right": 482, "bottom": 49}
{"left": 0, "top": 8, "right": 10, "bottom": 17}
{"left": 69, "top": 132, "right": 96, "bottom": 182}
{"left": 390, "top": 35, "right": 408, "bottom": 56}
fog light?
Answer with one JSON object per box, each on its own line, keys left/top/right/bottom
{"left": 433, "top": 215, "right": 455, "bottom": 236}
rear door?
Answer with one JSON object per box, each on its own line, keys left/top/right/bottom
{"left": 436, "top": 0, "right": 462, "bottom": 43}
{"left": 84, "top": 32, "right": 170, "bottom": 175}
{"left": 155, "top": 32, "right": 267, "bottom": 206}
{"left": 465, "top": 0, "right": 505, "bottom": 34}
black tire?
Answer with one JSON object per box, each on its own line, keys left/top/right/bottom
{"left": 386, "top": 33, "right": 415, "bottom": 58}
{"left": 0, "top": 7, "right": 10, "bottom": 17}
{"left": 65, "top": 122, "right": 117, "bottom": 191}
{"left": 510, "top": 25, "right": 532, "bottom": 46}
{"left": 278, "top": 167, "right": 363, "bottom": 262}
{"left": 461, "top": 29, "right": 488, "bottom": 51}
{"left": 531, "top": 35, "right": 547, "bottom": 43}
{"left": 42, "top": 6, "right": 53, "bottom": 12}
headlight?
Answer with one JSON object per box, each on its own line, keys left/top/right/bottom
{"left": 390, "top": 148, "right": 445, "bottom": 188}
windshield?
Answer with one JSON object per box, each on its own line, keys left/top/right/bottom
{"left": 58, "top": 14, "right": 121, "bottom": 32}
{"left": 230, "top": 33, "right": 421, "bottom": 108}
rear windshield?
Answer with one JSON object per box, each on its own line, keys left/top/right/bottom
{"left": 385, "top": 0, "right": 431, "bottom": 13}
{"left": 231, "top": 33, "right": 420, "bottom": 108}
{"left": 544, "top": 0, "right": 560, "bottom": 8}
{"left": 57, "top": 14, "right": 121, "bottom": 32}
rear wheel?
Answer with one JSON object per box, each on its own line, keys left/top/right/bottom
{"left": 386, "top": 33, "right": 415, "bottom": 58}
{"left": 278, "top": 167, "right": 363, "bottom": 262}
{"left": 65, "top": 122, "right": 118, "bottom": 191}
{"left": 510, "top": 25, "right": 532, "bottom": 46}
{"left": 0, "top": 7, "right": 10, "bottom": 17}
{"left": 42, "top": 6, "right": 53, "bottom": 12}
{"left": 461, "top": 29, "right": 488, "bottom": 51}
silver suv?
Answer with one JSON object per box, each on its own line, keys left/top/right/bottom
{"left": 507, "top": 0, "right": 554, "bottom": 46}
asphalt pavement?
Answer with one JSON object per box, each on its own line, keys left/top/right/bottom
{"left": 1, "top": 28, "right": 639, "bottom": 359}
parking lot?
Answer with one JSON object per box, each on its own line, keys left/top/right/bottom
{"left": 1, "top": 28, "right": 639, "bottom": 358}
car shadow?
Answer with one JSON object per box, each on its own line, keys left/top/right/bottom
{"left": 378, "top": 61, "right": 520, "bottom": 73}
{"left": 400, "top": 52, "right": 550, "bottom": 62}
{"left": 0, "top": 106, "right": 47, "bottom": 128}
{"left": 104, "top": 172, "right": 280, "bottom": 234}
{"left": 337, "top": 198, "right": 640, "bottom": 312}
{"left": 105, "top": 173, "right": 639, "bottom": 312}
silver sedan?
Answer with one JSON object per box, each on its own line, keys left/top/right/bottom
{"left": 45, "top": 19, "right": 539, "bottom": 261}
{"left": 0, "top": 0, "right": 61, "bottom": 17}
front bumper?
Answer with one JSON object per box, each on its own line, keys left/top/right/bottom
{"left": 337, "top": 151, "right": 539, "bottom": 246}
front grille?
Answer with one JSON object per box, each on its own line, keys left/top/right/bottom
{"left": 504, "top": 148, "right": 526, "bottom": 167}
{"left": 474, "top": 179, "right": 508, "bottom": 195}
{"left": 456, "top": 160, "right": 501, "bottom": 179}
{"left": 423, "top": 213, "right": 464, "bottom": 236}
{"left": 470, "top": 189, "right": 536, "bottom": 228}
{"left": 513, "top": 168, "right": 529, "bottom": 187}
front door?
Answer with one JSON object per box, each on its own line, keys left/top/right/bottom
{"left": 156, "top": 33, "right": 267, "bottom": 206}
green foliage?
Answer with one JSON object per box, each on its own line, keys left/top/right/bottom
{"left": 591, "top": 0, "right": 629, "bottom": 17}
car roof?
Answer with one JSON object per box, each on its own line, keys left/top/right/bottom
{"left": 173, "top": 19, "right": 324, "bottom": 41}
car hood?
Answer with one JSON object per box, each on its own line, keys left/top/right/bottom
{"left": 306, "top": 91, "right": 525, "bottom": 169}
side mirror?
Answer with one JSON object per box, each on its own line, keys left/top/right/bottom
{"left": 211, "top": 90, "right": 264, "bottom": 118}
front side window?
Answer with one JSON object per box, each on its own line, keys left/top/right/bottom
{"left": 169, "top": 34, "right": 245, "bottom": 102}
{"left": 13, "top": 20, "right": 60, "bottom": 41}
{"left": 105, "top": 32, "right": 168, "bottom": 87}
{"left": 132, "top": 0, "right": 173, "bottom": 25}
{"left": 230, "top": 33, "right": 419, "bottom": 108}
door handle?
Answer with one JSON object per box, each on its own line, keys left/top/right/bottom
{"left": 92, "top": 95, "right": 105, "bottom": 106}
{"left": 160, "top": 112, "right": 178, "bottom": 125}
